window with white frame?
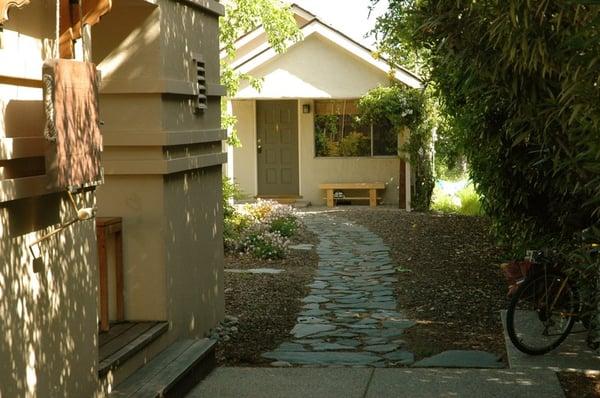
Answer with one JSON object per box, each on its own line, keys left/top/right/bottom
{"left": 314, "top": 99, "right": 396, "bottom": 157}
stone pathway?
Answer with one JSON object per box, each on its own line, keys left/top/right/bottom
{"left": 262, "top": 212, "right": 416, "bottom": 366}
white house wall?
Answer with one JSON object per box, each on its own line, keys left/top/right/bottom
{"left": 232, "top": 100, "right": 258, "bottom": 197}
{"left": 298, "top": 100, "right": 401, "bottom": 205}
{"left": 236, "top": 34, "right": 393, "bottom": 99}
{"left": 232, "top": 99, "right": 402, "bottom": 205}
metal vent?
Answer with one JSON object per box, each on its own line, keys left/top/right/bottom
{"left": 193, "top": 54, "right": 207, "bottom": 112}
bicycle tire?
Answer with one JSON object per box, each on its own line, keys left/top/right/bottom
{"left": 506, "top": 272, "right": 577, "bottom": 355}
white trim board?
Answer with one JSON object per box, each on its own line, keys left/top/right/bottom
{"left": 232, "top": 19, "right": 422, "bottom": 89}
{"left": 220, "top": 4, "right": 317, "bottom": 59}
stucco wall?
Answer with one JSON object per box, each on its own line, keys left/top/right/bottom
{"left": 236, "top": 34, "right": 392, "bottom": 99}
{"left": 165, "top": 166, "right": 224, "bottom": 338}
{"left": 0, "top": 4, "right": 100, "bottom": 397}
{"left": 94, "top": 0, "right": 225, "bottom": 339}
{"left": 91, "top": 2, "right": 161, "bottom": 86}
{"left": 231, "top": 100, "right": 258, "bottom": 196}
{"left": 95, "top": 175, "right": 167, "bottom": 321}
{"left": 232, "top": 99, "right": 402, "bottom": 205}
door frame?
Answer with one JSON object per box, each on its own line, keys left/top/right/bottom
{"left": 254, "top": 99, "right": 300, "bottom": 197}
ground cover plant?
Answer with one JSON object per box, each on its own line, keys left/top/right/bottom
{"left": 224, "top": 198, "right": 299, "bottom": 260}
{"left": 217, "top": 216, "right": 319, "bottom": 365}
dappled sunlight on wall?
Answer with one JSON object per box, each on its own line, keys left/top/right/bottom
{"left": 165, "top": 166, "right": 224, "bottom": 338}
{"left": 0, "top": 191, "right": 99, "bottom": 397}
{"left": 92, "top": 1, "right": 159, "bottom": 83}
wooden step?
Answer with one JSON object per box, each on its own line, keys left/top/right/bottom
{"left": 109, "top": 338, "right": 216, "bottom": 398}
{"left": 99, "top": 321, "right": 169, "bottom": 378}
{"left": 292, "top": 200, "right": 311, "bottom": 208}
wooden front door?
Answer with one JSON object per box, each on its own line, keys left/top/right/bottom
{"left": 256, "top": 100, "right": 299, "bottom": 196}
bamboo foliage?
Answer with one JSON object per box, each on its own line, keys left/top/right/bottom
{"left": 375, "top": 0, "right": 600, "bottom": 251}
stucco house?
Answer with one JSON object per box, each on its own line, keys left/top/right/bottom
{"left": 0, "top": 0, "right": 225, "bottom": 396}
{"left": 225, "top": 4, "right": 421, "bottom": 209}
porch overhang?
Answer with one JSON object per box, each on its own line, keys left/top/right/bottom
{"left": 0, "top": 0, "right": 113, "bottom": 58}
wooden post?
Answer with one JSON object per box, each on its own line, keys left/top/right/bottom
{"left": 326, "top": 189, "right": 334, "bottom": 208}
{"left": 399, "top": 160, "right": 406, "bottom": 210}
{"left": 115, "top": 228, "right": 124, "bottom": 321}
{"left": 96, "top": 217, "right": 125, "bottom": 331}
{"left": 96, "top": 225, "right": 109, "bottom": 332}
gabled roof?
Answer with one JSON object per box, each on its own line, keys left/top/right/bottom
{"left": 221, "top": 4, "right": 315, "bottom": 56}
{"left": 225, "top": 3, "right": 422, "bottom": 88}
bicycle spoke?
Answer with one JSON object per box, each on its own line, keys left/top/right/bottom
{"left": 506, "top": 272, "right": 577, "bottom": 355}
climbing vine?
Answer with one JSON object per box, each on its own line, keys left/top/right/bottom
{"left": 358, "top": 85, "right": 434, "bottom": 210}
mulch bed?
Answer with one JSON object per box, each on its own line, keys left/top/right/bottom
{"left": 558, "top": 372, "right": 600, "bottom": 398}
{"left": 216, "top": 206, "right": 600, "bottom": 397}
{"left": 216, "top": 222, "right": 319, "bottom": 366}
{"left": 338, "top": 207, "right": 510, "bottom": 362}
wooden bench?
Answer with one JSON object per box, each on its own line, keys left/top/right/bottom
{"left": 319, "top": 182, "right": 386, "bottom": 208}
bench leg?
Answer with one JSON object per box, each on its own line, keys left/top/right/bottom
{"left": 326, "top": 189, "right": 334, "bottom": 208}
{"left": 369, "top": 189, "right": 377, "bottom": 208}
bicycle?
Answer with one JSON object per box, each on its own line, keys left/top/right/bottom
{"left": 505, "top": 246, "right": 599, "bottom": 355}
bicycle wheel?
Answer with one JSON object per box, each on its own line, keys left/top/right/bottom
{"left": 506, "top": 272, "right": 577, "bottom": 355}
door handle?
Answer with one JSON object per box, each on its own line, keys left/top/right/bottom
{"left": 257, "top": 145, "right": 262, "bottom": 153}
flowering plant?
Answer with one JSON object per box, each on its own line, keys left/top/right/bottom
{"left": 224, "top": 199, "right": 299, "bottom": 259}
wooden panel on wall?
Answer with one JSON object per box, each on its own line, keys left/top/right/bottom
{"left": 43, "top": 59, "right": 102, "bottom": 188}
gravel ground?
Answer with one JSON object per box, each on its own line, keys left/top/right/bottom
{"left": 216, "top": 221, "right": 319, "bottom": 365}
{"left": 217, "top": 206, "right": 509, "bottom": 365}
{"left": 216, "top": 206, "right": 600, "bottom": 396}
{"left": 558, "top": 372, "right": 600, "bottom": 398}
{"left": 333, "top": 206, "right": 509, "bottom": 362}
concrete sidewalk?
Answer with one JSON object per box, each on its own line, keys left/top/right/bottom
{"left": 187, "top": 367, "right": 564, "bottom": 398}
{"left": 501, "top": 311, "right": 600, "bottom": 372}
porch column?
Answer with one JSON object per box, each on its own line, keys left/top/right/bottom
{"left": 399, "top": 159, "right": 411, "bottom": 211}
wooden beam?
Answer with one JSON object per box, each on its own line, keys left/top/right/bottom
{"left": 59, "top": 0, "right": 113, "bottom": 58}
{"left": 0, "top": 75, "right": 42, "bottom": 88}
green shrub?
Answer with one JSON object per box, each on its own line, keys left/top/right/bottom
{"left": 223, "top": 177, "right": 244, "bottom": 218}
{"left": 223, "top": 211, "right": 253, "bottom": 251}
{"left": 431, "top": 182, "right": 483, "bottom": 216}
{"left": 269, "top": 215, "right": 298, "bottom": 238}
{"left": 337, "top": 132, "right": 370, "bottom": 157}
